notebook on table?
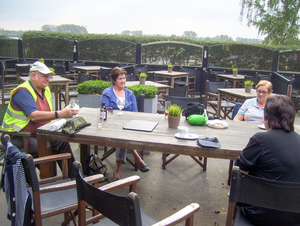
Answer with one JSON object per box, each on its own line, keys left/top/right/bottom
{"left": 123, "top": 120, "right": 159, "bottom": 132}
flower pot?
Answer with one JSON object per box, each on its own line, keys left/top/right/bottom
{"left": 233, "top": 72, "right": 238, "bottom": 77}
{"left": 168, "top": 68, "right": 173, "bottom": 73}
{"left": 245, "top": 86, "right": 252, "bottom": 93}
{"left": 139, "top": 78, "right": 146, "bottom": 85}
{"left": 168, "top": 116, "right": 180, "bottom": 128}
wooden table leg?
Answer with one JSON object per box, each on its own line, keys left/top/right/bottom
{"left": 37, "top": 134, "right": 56, "bottom": 179}
{"left": 80, "top": 144, "right": 90, "bottom": 175}
{"left": 216, "top": 92, "right": 222, "bottom": 117}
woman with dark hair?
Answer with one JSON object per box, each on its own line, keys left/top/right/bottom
{"left": 236, "top": 95, "right": 300, "bottom": 225}
{"left": 234, "top": 80, "right": 273, "bottom": 122}
{"left": 100, "top": 67, "right": 150, "bottom": 181}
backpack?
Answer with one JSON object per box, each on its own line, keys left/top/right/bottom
{"left": 185, "top": 102, "right": 205, "bottom": 119}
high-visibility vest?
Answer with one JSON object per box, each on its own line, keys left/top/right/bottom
{"left": 1, "top": 81, "right": 52, "bottom": 132}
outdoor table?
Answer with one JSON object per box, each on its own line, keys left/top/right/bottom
{"left": 73, "top": 66, "right": 111, "bottom": 75}
{"left": 217, "top": 74, "right": 245, "bottom": 88}
{"left": 20, "top": 76, "right": 71, "bottom": 111}
{"left": 216, "top": 88, "right": 257, "bottom": 117}
{"left": 37, "top": 108, "right": 264, "bottom": 179}
{"left": 126, "top": 81, "right": 170, "bottom": 94}
{"left": 148, "top": 70, "right": 189, "bottom": 88}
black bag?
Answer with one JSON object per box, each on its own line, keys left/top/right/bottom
{"left": 61, "top": 116, "right": 91, "bottom": 136}
{"left": 185, "top": 102, "right": 205, "bottom": 119}
{"left": 86, "top": 154, "right": 107, "bottom": 176}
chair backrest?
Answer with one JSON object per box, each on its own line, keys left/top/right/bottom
{"left": 208, "top": 71, "right": 218, "bottom": 82}
{"left": 68, "top": 62, "right": 85, "bottom": 71}
{"left": 54, "top": 65, "right": 66, "bottom": 76}
{"left": 230, "top": 102, "right": 242, "bottom": 120}
{"left": 226, "top": 166, "right": 300, "bottom": 225}
{"left": 16, "top": 65, "right": 30, "bottom": 76}
{"left": 169, "top": 85, "right": 187, "bottom": 97}
{"left": 167, "top": 96, "right": 205, "bottom": 112}
{"left": 180, "top": 67, "right": 197, "bottom": 77}
{"left": 22, "top": 154, "right": 40, "bottom": 193}
{"left": 0, "top": 61, "right": 6, "bottom": 72}
{"left": 98, "top": 68, "right": 111, "bottom": 81}
{"left": 74, "top": 161, "right": 143, "bottom": 226}
{"left": 256, "top": 72, "right": 271, "bottom": 81}
{"left": 206, "top": 80, "right": 229, "bottom": 93}
{"left": 77, "top": 72, "right": 90, "bottom": 84}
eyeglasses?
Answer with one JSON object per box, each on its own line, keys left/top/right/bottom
{"left": 256, "top": 90, "right": 270, "bottom": 95}
{"left": 35, "top": 72, "right": 53, "bottom": 79}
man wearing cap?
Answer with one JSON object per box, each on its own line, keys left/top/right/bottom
{"left": 1, "top": 61, "right": 77, "bottom": 178}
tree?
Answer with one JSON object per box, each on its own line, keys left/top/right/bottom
{"left": 131, "top": 30, "right": 143, "bottom": 36}
{"left": 56, "top": 24, "right": 88, "bottom": 34}
{"left": 240, "top": 0, "right": 300, "bottom": 45}
{"left": 41, "top": 25, "right": 56, "bottom": 32}
{"left": 121, "top": 30, "right": 131, "bottom": 35}
{"left": 183, "top": 31, "right": 197, "bottom": 39}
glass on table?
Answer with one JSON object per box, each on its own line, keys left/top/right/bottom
{"left": 116, "top": 98, "right": 125, "bottom": 115}
{"left": 165, "top": 101, "right": 171, "bottom": 118}
{"left": 97, "top": 108, "right": 103, "bottom": 128}
{"left": 70, "top": 99, "right": 80, "bottom": 118}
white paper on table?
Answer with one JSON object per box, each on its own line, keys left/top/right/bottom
{"left": 50, "top": 119, "right": 67, "bottom": 131}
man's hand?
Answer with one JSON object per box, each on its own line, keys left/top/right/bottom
{"left": 59, "top": 105, "right": 78, "bottom": 118}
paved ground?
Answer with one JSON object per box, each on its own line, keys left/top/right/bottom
{"left": 1, "top": 105, "right": 299, "bottom": 225}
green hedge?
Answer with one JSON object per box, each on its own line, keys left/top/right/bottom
{"left": 77, "top": 80, "right": 112, "bottom": 94}
{"left": 126, "top": 84, "right": 158, "bottom": 99}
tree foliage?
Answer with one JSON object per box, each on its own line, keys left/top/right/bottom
{"left": 41, "top": 24, "right": 88, "bottom": 34}
{"left": 183, "top": 31, "right": 197, "bottom": 39}
{"left": 240, "top": 0, "right": 300, "bottom": 45}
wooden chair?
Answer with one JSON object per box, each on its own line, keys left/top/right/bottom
{"left": 226, "top": 166, "right": 300, "bottom": 226}
{"left": 157, "top": 86, "right": 188, "bottom": 114}
{"left": 205, "top": 80, "right": 235, "bottom": 119}
{"left": 74, "top": 161, "right": 200, "bottom": 226}
{"left": 16, "top": 64, "right": 30, "bottom": 82}
{"left": 161, "top": 96, "right": 208, "bottom": 171}
{"left": 1, "top": 135, "right": 103, "bottom": 226}
{"left": 1, "top": 61, "right": 17, "bottom": 84}
{"left": 174, "top": 67, "right": 197, "bottom": 97}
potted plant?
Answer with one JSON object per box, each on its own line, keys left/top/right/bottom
{"left": 127, "top": 84, "right": 158, "bottom": 113}
{"left": 168, "top": 64, "right": 173, "bottom": 73}
{"left": 244, "top": 80, "right": 254, "bottom": 93}
{"left": 138, "top": 72, "right": 148, "bottom": 85}
{"left": 77, "top": 80, "right": 112, "bottom": 108}
{"left": 232, "top": 68, "right": 238, "bottom": 77}
{"left": 167, "top": 104, "right": 183, "bottom": 128}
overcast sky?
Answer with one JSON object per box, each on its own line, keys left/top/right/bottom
{"left": 1, "top": 0, "right": 264, "bottom": 40}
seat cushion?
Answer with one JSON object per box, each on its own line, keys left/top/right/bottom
{"left": 92, "top": 210, "right": 158, "bottom": 225}
{"left": 40, "top": 187, "right": 78, "bottom": 213}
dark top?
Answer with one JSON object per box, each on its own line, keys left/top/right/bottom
{"left": 237, "top": 129, "right": 300, "bottom": 226}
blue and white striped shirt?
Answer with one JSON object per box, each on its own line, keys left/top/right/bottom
{"left": 237, "top": 98, "right": 264, "bottom": 122}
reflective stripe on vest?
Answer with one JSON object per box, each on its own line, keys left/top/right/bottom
{"left": 1, "top": 81, "right": 52, "bottom": 132}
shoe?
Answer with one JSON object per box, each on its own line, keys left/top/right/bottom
{"left": 113, "top": 173, "right": 121, "bottom": 181}
{"left": 138, "top": 164, "right": 150, "bottom": 173}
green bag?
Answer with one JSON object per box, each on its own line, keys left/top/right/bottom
{"left": 62, "top": 117, "right": 91, "bottom": 136}
{"left": 187, "top": 112, "right": 207, "bottom": 126}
